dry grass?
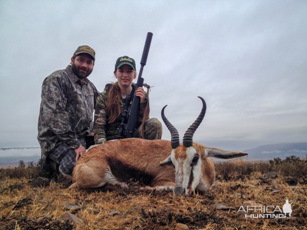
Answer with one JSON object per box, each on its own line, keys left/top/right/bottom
{"left": 0, "top": 159, "right": 306, "bottom": 229}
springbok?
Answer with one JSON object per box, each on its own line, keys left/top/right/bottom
{"left": 70, "top": 97, "right": 248, "bottom": 196}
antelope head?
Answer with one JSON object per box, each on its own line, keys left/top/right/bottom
{"left": 160, "top": 96, "right": 208, "bottom": 196}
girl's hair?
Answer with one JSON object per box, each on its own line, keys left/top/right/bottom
{"left": 106, "top": 81, "right": 121, "bottom": 123}
{"left": 106, "top": 70, "right": 137, "bottom": 123}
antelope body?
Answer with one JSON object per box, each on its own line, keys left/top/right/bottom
{"left": 71, "top": 97, "right": 248, "bottom": 195}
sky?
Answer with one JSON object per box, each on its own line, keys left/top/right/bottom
{"left": 0, "top": 0, "right": 306, "bottom": 157}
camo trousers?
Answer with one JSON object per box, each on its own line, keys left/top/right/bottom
{"left": 134, "top": 118, "right": 162, "bottom": 140}
{"left": 106, "top": 118, "right": 163, "bottom": 141}
{"left": 41, "top": 137, "right": 88, "bottom": 175}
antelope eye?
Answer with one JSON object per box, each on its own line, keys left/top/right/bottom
{"left": 191, "top": 155, "right": 199, "bottom": 166}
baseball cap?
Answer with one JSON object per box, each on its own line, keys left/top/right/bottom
{"left": 115, "top": 56, "right": 136, "bottom": 70}
{"left": 73, "top": 45, "right": 95, "bottom": 60}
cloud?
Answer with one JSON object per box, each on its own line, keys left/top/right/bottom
{"left": 0, "top": 0, "right": 306, "bottom": 153}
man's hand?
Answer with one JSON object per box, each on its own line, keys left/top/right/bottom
{"left": 75, "top": 145, "right": 86, "bottom": 161}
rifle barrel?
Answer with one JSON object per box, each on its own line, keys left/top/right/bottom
{"left": 140, "top": 32, "right": 153, "bottom": 66}
{"left": 124, "top": 32, "right": 153, "bottom": 137}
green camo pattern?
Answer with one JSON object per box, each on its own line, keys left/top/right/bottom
{"left": 37, "top": 65, "right": 99, "bottom": 154}
{"left": 94, "top": 83, "right": 162, "bottom": 143}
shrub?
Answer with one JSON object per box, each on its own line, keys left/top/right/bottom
{"left": 215, "top": 158, "right": 307, "bottom": 181}
{"left": 0, "top": 160, "right": 41, "bottom": 179}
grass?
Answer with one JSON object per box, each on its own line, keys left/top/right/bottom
{"left": 0, "top": 158, "right": 306, "bottom": 229}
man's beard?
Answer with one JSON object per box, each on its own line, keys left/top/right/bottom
{"left": 71, "top": 63, "right": 92, "bottom": 79}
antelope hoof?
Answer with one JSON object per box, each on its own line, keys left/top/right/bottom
{"left": 118, "top": 182, "right": 129, "bottom": 189}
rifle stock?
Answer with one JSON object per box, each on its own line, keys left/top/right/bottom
{"left": 125, "top": 32, "right": 153, "bottom": 137}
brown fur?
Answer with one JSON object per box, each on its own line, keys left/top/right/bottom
{"left": 174, "top": 145, "right": 188, "bottom": 159}
{"left": 193, "top": 143, "right": 215, "bottom": 187}
{"left": 71, "top": 138, "right": 245, "bottom": 192}
{"left": 72, "top": 139, "right": 175, "bottom": 189}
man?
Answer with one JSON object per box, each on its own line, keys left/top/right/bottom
{"left": 38, "top": 45, "right": 99, "bottom": 181}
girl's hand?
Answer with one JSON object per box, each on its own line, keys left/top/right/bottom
{"left": 135, "top": 87, "right": 145, "bottom": 102}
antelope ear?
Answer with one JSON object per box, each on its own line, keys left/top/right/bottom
{"left": 204, "top": 148, "right": 248, "bottom": 159}
{"left": 160, "top": 156, "right": 172, "bottom": 165}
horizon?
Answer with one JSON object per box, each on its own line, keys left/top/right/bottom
{"left": 1, "top": 140, "right": 307, "bottom": 150}
{"left": 0, "top": 142, "right": 306, "bottom": 163}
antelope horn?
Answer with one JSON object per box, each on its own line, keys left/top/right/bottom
{"left": 183, "top": 97, "right": 207, "bottom": 147}
{"left": 161, "top": 105, "right": 180, "bottom": 149}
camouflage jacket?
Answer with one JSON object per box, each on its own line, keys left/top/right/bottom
{"left": 37, "top": 65, "right": 99, "bottom": 153}
{"left": 94, "top": 83, "right": 147, "bottom": 143}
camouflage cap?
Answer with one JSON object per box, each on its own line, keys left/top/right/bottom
{"left": 73, "top": 45, "right": 95, "bottom": 60}
{"left": 115, "top": 56, "right": 136, "bottom": 70}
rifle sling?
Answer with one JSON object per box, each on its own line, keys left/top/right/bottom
{"left": 141, "top": 84, "right": 150, "bottom": 139}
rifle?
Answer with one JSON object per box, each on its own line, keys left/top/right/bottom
{"left": 117, "top": 93, "right": 131, "bottom": 137}
{"left": 117, "top": 32, "right": 153, "bottom": 138}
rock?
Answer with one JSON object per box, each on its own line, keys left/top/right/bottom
{"left": 286, "top": 186, "right": 301, "bottom": 189}
{"left": 88, "top": 208, "right": 100, "bottom": 214}
{"left": 176, "top": 223, "right": 189, "bottom": 230}
{"left": 109, "top": 209, "right": 120, "bottom": 216}
{"left": 61, "top": 202, "right": 81, "bottom": 211}
{"left": 260, "top": 172, "right": 277, "bottom": 180}
{"left": 62, "top": 212, "right": 84, "bottom": 225}
{"left": 215, "top": 203, "right": 235, "bottom": 210}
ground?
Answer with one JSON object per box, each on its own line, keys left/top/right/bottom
{"left": 0, "top": 172, "right": 306, "bottom": 229}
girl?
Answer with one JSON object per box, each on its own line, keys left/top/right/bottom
{"left": 94, "top": 56, "right": 162, "bottom": 144}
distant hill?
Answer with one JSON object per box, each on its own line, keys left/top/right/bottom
{"left": 0, "top": 155, "right": 41, "bottom": 165}
{"left": 244, "top": 142, "right": 307, "bottom": 160}
{"left": 0, "top": 147, "right": 39, "bottom": 151}
{"left": 1, "top": 143, "right": 306, "bottom": 164}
